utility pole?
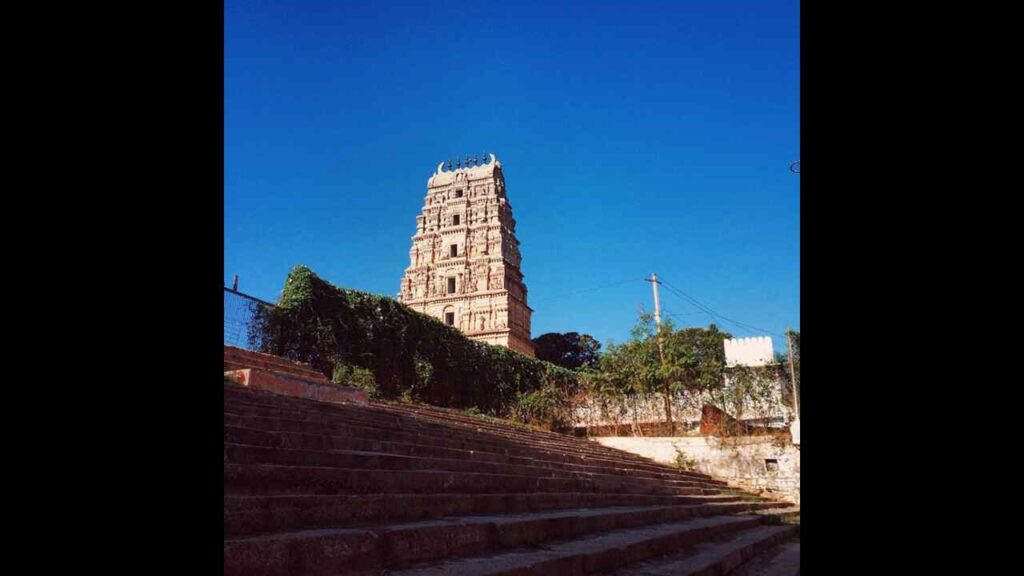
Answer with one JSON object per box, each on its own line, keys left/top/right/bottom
{"left": 785, "top": 328, "right": 799, "bottom": 417}
{"left": 645, "top": 273, "right": 674, "bottom": 435}
{"left": 786, "top": 328, "right": 800, "bottom": 445}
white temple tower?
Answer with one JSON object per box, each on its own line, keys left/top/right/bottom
{"left": 398, "top": 154, "right": 534, "bottom": 356}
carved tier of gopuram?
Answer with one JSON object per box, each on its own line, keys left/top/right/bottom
{"left": 398, "top": 153, "right": 534, "bottom": 356}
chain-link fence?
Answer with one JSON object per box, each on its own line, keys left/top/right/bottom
{"left": 224, "top": 287, "right": 276, "bottom": 350}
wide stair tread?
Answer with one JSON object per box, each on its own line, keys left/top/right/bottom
{"left": 603, "top": 525, "right": 798, "bottom": 575}
{"left": 385, "top": 514, "right": 764, "bottom": 575}
{"left": 224, "top": 388, "right": 716, "bottom": 482}
{"left": 225, "top": 385, "right": 702, "bottom": 465}
{"left": 224, "top": 422, "right": 719, "bottom": 485}
{"left": 222, "top": 380, "right": 794, "bottom": 576}
{"left": 223, "top": 443, "right": 723, "bottom": 491}
{"left": 729, "top": 537, "right": 800, "bottom": 576}
{"left": 224, "top": 412, "right": 711, "bottom": 484}
{"left": 224, "top": 493, "right": 760, "bottom": 536}
{"left": 227, "top": 495, "right": 782, "bottom": 537}
{"left": 227, "top": 503, "right": 771, "bottom": 566}
{"left": 224, "top": 463, "right": 725, "bottom": 498}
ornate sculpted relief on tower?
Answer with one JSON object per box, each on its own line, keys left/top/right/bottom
{"left": 398, "top": 153, "right": 534, "bottom": 356}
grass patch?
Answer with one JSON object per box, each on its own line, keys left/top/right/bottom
{"left": 672, "top": 447, "right": 698, "bottom": 470}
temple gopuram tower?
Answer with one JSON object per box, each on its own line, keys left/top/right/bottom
{"left": 398, "top": 153, "right": 534, "bottom": 356}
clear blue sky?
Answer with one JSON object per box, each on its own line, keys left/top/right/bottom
{"left": 225, "top": 0, "right": 799, "bottom": 352}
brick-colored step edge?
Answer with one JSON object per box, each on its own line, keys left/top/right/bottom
{"left": 226, "top": 370, "right": 367, "bottom": 406}
{"left": 224, "top": 345, "right": 327, "bottom": 380}
{"left": 224, "top": 344, "right": 324, "bottom": 372}
{"left": 224, "top": 359, "right": 326, "bottom": 381}
{"left": 603, "top": 524, "right": 797, "bottom": 575}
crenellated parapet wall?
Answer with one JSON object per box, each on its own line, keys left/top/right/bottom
{"left": 724, "top": 336, "right": 774, "bottom": 367}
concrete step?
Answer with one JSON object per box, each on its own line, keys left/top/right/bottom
{"left": 225, "top": 493, "right": 754, "bottom": 537}
{"left": 223, "top": 463, "right": 722, "bottom": 497}
{"left": 355, "top": 406, "right": 695, "bottom": 476}
{"left": 222, "top": 407, "right": 713, "bottom": 481}
{"left": 225, "top": 504, "right": 786, "bottom": 576}
{"left": 383, "top": 503, "right": 787, "bottom": 568}
{"left": 223, "top": 390, "right": 716, "bottom": 483}
{"left": 224, "top": 408, "right": 709, "bottom": 488}
{"left": 224, "top": 526, "right": 379, "bottom": 576}
{"left": 728, "top": 538, "right": 800, "bottom": 576}
{"left": 603, "top": 524, "right": 798, "bottom": 575}
{"left": 385, "top": 514, "right": 765, "bottom": 576}
{"left": 750, "top": 507, "right": 800, "bottom": 520}
{"left": 223, "top": 393, "right": 674, "bottom": 471}
{"left": 222, "top": 381, "right": 789, "bottom": 576}
{"left": 223, "top": 423, "right": 708, "bottom": 485}
{"left": 223, "top": 385, "right": 701, "bottom": 478}
{"left": 223, "top": 442, "right": 725, "bottom": 494}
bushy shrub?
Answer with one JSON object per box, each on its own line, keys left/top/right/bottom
{"left": 249, "top": 265, "right": 580, "bottom": 421}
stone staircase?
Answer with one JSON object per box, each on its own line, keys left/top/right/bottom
{"left": 224, "top": 381, "right": 799, "bottom": 575}
{"left": 224, "top": 345, "right": 367, "bottom": 405}
{"left": 224, "top": 345, "right": 329, "bottom": 381}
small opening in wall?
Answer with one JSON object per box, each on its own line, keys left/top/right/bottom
{"left": 454, "top": 190, "right": 463, "bottom": 198}
{"left": 452, "top": 214, "right": 460, "bottom": 226}
{"left": 764, "top": 459, "right": 779, "bottom": 472}
{"left": 450, "top": 244, "right": 458, "bottom": 257}
{"left": 447, "top": 277, "right": 456, "bottom": 294}
{"left": 445, "top": 312, "right": 454, "bottom": 326}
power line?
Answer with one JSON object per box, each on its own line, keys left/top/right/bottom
{"left": 658, "top": 294, "right": 721, "bottom": 326}
{"left": 660, "top": 304, "right": 702, "bottom": 320}
{"left": 530, "top": 277, "right": 641, "bottom": 304}
{"left": 664, "top": 309, "right": 705, "bottom": 319}
{"left": 652, "top": 282, "right": 725, "bottom": 326}
{"left": 665, "top": 282, "right": 782, "bottom": 338}
{"left": 657, "top": 278, "right": 785, "bottom": 338}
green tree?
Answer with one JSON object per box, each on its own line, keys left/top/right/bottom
{"left": 600, "top": 313, "right": 731, "bottom": 434}
{"left": 532, "top": 332, "right": 602, "bottom": 370}
{"left": 660, "top": 322, "right": 730, "bottom": 395}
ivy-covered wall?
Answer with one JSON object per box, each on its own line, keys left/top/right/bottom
{"left": 250, "top": 265, "right": 579, "bottom": 428}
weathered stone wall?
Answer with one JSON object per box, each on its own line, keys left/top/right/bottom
{"left": 593, "top": 436, "right": 800, "bottom": 505}
{"left": 573, "top": 385, "right": 792, "bottom": 433}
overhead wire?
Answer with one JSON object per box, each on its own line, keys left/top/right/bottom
{"left": 657, "top": 277, "right": 785, "bottom": 338}
{"left": 530, "top": 277, "right": 641, "bottom": 304}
